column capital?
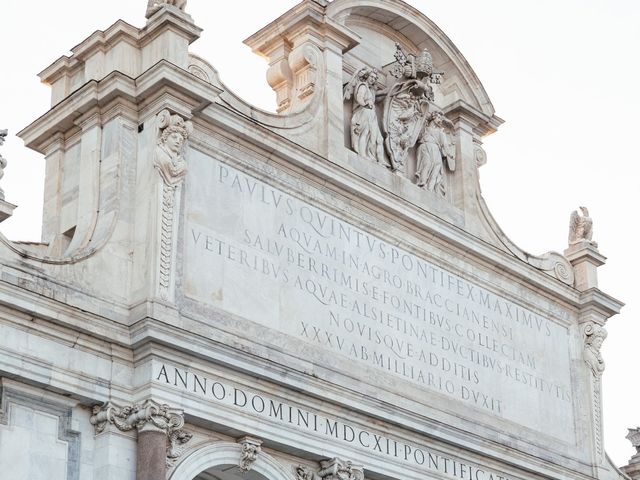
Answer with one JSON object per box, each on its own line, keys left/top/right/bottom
{"left": 90, "top": 400, "right": 193, "bottom": 467}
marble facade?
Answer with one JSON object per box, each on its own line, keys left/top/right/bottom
{"left": 0, "top": 1, "right": 627, "bottom": 480}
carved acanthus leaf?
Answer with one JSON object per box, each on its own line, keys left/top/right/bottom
{"left": 318, "top": 458, "right": 364, "bottom": 480}
{"left": 90, "top": 400, "right": 192, "bottom": 465}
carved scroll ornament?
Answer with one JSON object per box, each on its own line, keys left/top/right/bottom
{"left": 296, "top": 458, "right": 364, "bottom": 480}
{"left": 90, "top": 400, "right": 192, "bottom": 466}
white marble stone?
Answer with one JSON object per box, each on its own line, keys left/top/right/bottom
{"left": 0, "top": 2, "right": 626, "bottom": 480}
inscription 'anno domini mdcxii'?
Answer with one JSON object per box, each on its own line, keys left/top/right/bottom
{"left": 184, "top": 153, "right": 573, "bottom": 440}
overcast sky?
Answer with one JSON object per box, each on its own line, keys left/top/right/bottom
{"left": 1, "top": 0, "right": 639, "bottom": 468}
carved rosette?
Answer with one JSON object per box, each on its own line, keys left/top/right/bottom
{"left": 90, "top": 400, "right": 192, "bottom": 466}
{"left": 153, "top": 109, "right": 193, "bottom": 299}
{"left": 238, "top": 436, "right": 262, "bottom": 472}
{"left": 295, "top": 465, "right": 321, "bottom": 480}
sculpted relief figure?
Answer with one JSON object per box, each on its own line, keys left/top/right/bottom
{"left": 343, "top": 45, "right": 457, "bottom": 194}
{"left": 343, "top": 67, "right": 386, "bottom": 164}
{"left": 154, "top": 109, "right": 193, "bottom": 186}
{"left": 415, "top": 112, "right": 455, "bottom": 195}
{"left": 583, "top": 323, "right": 607, "bottom": 377}
{"left": 569, "top": 206, "right": 597, "bottom": 247}
{"left": 146, "top": 0, "right": 187, "bottom": 18}
{"left": 383, "top": 45, "right": 443, "bottom": 173}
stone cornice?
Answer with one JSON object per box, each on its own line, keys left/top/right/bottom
{"left": 443, "top": 99, "right": 504, "bottom": 137}
{"left": 39, "top": 20, "right": 141, "bottom": 84}
{"left": 19, "top": 62, "right": 221, "bottom": 154}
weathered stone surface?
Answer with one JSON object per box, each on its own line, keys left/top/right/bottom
{"left": 0, "top": 2, "right": 626, "bottom": 480}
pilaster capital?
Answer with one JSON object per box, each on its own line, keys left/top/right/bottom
{"left": 91, "top": 400, "right": 185, "bottom": 434}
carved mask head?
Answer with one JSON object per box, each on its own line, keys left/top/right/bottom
{"left": 166, "top": 131, "right": 184, "bottom": 155}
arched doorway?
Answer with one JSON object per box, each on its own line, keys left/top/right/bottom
{"left": 170, "top": 442, "right": 297, "bottom": 480}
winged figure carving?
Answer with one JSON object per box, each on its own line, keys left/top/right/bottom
{"left": 569, "top": 206, "right": 597, "bottom": 247}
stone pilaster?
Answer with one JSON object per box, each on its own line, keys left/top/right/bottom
{"left": 91, "top": 400, "right": 192, "bottom": 480}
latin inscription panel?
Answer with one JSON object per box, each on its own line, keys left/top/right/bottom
{"left": 183, "top": 152, "right": 574, "bottom": 441}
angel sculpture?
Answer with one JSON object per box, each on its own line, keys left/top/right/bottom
{"left": 146, "top": 0, "right": 187, "bottom": 18}
{"left": 415, "top": 112, "right": 455, "bottom": 195}
{"left": 343, "top": 67, "right": 386, "bottom": 164}
{"left": 569, "top": 206, "right": 597, "bottom": 247}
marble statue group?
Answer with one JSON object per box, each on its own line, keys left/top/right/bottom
{"left": 344, "top": 44, "right": 455, "bottom": 197}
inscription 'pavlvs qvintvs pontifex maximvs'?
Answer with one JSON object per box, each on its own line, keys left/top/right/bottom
{"left": 184, "top": 154, "right": 574, "bottom": 441}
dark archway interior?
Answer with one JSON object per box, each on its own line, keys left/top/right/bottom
{"left": 194, "top": 463, "right": 272, "bottom": 480}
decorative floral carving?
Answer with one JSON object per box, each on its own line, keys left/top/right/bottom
{"left": 569, "top": 207, "right": 597, "bottom": 248}
{"left": 90, "top": 400, "right": 192, "bottom": 465}
{"left": 295, "top": 465, "right": 322, "bottom": 480}
{"left": 167, "top": 428, "right": 194, "bottom": 468}
{"left": 153, "top": 109, "right": 192, "bottom": 297}
{"left": 188, "top": 64, "right": 210, "bottom": 83}
{"left": 415, "top": 111, "right": 455, "bottom": 196}
{"left": 583, "top": 322, "right": 607, "bottom": 377}
{"left": 238, "top": 436, "right": 262, "bottom": 472}
{"left": 159, "top": 188, "right": 175, "bottom": 289}
{"left": 0, "top": 129, "right": 8, "bottom": 201}
{"left": 343, "top": 67, "right": 385, "bottom": 164}
{"left": 318, "top": 458, "right": 364, "bottom": 480}
{"left": 146, "top": 0, "right": 187, "bottom": 18}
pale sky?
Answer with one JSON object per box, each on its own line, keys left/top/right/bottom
{"left": 1, "top": 0, "right": 639, "bottom": 468}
